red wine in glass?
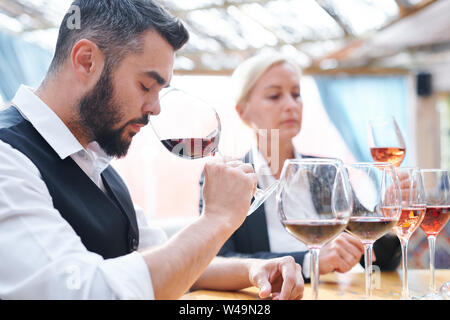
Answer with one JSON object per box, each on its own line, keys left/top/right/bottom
{"left": 347, "top": 215, "right": 398, "bottom": 243}
{"left": 278, "top": 159, "right": 352, "bottom": 300}
{"left": 161, "top": 135, "right": 219, "bottom": 160}
{"left": 420, "top": 206, "right": 449, "bottom": 236}
{"left": 345, "top": 162, "right": 401, "bottom": 298}
{"left": 282, "top": 219, "right": 347, "bottom": 248}
{"left": 150, "top": 88, "right": 278, "bottom": 216}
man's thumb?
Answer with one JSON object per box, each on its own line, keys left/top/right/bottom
{"left": 257, "top": 278, "right": 272, "bottom": 299}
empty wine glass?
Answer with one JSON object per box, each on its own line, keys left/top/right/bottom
{"left": 276, "top": 158, "right": 352, "bottom": 300}
{"left": 345, "top": 162, "right": 402, "bottom": 299}
{"left": 149, "top": 88, "right": 278, "bottom": 215}
{"left": 368, "top": 116, "right": 406, "bottom": 167}
{"left": 391, "top": 167, "right": 426, "bottom": 299}
{"left": 419, "top": 169, "right": 450, "bottom": 299}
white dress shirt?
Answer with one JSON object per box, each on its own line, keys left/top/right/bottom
{"left": 0, "top": 85, "right": 167, "bottom": 300}
{"left": 251, "top": 147, "right": 316, "bottom": 278}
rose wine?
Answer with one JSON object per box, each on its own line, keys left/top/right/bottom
{"left": 392, "top": 207, "right": 426, "bottom": 240}
{"left": 347, "top": 216, "right": 398, "bottom": 243}
{"left": 282, "top": 219, "right": 347, "bottom": 248}
{"left": 370, "top": 147, "right": 406, "bottom": 167}
{"left": 161, "top": 136, "right": 219, "bottom": 160}
{"left": 420, "top": 206, "right": 449, "bottom": 236}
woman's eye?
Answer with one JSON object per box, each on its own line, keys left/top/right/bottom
{"left": 140, "top": 83, "right": 150, "bottom": 92}
{"left": 268, "top": 95, "right": 280, "bottom": 100}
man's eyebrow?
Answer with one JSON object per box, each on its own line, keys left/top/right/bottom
{"left": 143, "top": 70, "right": 167, "bottom": 86}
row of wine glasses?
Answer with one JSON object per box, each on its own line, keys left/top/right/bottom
{"left": 369, "top": 116, "right": 449, "bottom": 299}
{"left": 277, "top": 160, "right": 401, "bottom": 299}
{"left": 278, "top": 162, "right": 449, "bottom": 300}
{"left": 391, "top": 168, "right": 450, "bottom": 299}
{"left": 150, "top": 88, "right": 448, "bottom": 300}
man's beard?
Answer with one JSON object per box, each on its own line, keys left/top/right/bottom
{"left": 77, "top": 64, "right": 148, "bottom": 158}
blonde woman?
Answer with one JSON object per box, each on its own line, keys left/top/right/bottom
{"left": 200, "top": 52, "right": 401, "bottom": 281}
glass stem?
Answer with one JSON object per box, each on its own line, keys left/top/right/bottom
{"left": 364, "top": 243, "right": 374, "bottom": 298}
{"left": 399, "top": 238, "right": 409, "bottom": 299}
{"left": 310, "top": 248, "right": 320, "bottom": 300}
{"left": 427, "top": 235, "right": 437, "bottom": 293}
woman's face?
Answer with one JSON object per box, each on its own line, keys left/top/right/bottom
{"left": 238, "top": 62, "right": 303, "bottom": 142}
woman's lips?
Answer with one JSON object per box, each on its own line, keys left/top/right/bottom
{"left": 280, "top": 119, "right": 298, "bottom": 126}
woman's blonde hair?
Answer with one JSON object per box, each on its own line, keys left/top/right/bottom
{"left": 231, "top": 51, "right": 302, "bottom": 109}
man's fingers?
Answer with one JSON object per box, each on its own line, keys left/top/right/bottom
{"left": 251, "top": 257, "right": 304, "bottom": 300}
{"left": 278, "top": 257, "right": 303, "bottom": 300}
{"left": 340, "top": 232, "right": 364, "bottom": 254}
{"left": 235, "top": 163, "right": 254, "bottom": 174}
{"left": 332, "top": 234, "right": 364, "bottom": 272}
{"left": 293, "top": 263, "right": 304, "bottom": 300}
{"left": 253, "top": 274, "right": 272, "bottom": 299}
{"left": 342, "top": 241, "right": 362, "bottom": 264}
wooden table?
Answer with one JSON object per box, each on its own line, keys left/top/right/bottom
{"left": 181, "top": 269, "right": 449, "bottom": 300}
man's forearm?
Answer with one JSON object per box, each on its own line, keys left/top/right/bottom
{"left": 192, "top": 256, "right": 256, "bottom": 291}
{"left": 139, "top": 215, "right": 235, "bottom": 299}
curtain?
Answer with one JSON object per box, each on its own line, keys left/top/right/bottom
{"left": 313, "top": 75, "right": 411, "bottom": 165}
{"left": 0, "top": 31, "right": 52, "bottom": 102}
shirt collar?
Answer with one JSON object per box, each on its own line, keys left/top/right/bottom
{"left": 11, "top": 85, "right": 112, "bottom": 166}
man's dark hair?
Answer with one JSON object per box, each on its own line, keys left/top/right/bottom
{"left": 48, "top": 0, "right": 189, "bottom": 73}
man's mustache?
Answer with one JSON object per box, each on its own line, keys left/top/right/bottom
{"left": 128, "top": 116, "right": 149, "bottom": 126}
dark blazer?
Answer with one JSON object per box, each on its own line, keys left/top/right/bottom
{"left": 199, "top": 152, "right": 401, "bottom": 278}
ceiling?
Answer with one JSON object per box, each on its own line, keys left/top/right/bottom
{"left": 0, "top": 0, "right": 448, "bottom": 80}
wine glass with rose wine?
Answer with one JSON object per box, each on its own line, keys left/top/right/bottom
{"left": 369, "top": 116, "right": 406, "bottom": 167}
{"left": 391, "top": 167, "right": 426, "bottom": 299}
{"left": 418, "top": 169, "right": 450, "bottom": 299}
{"left": 149, "top": 88, "right": 278, "bottom": 215}
{"left": 277, "top": 159, "right": 352, "bottom": 300}
{"left": 345, "top": 162, "right": 401, "bottom": 299}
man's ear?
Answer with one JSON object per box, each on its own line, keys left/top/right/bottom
{"left": 70, "top": 39, "right": 104, "bottom": 85}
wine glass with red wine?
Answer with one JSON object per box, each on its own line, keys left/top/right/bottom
{"left": 345, "top": 162, "right": 401, "bottom": 299}
{"left": 418, "top": 169, "right": 450, "bottom": 299}
{"left": 391, "top": 167, "right": 426, "bottom": 299}
{"left": 277, "top": 158, "right": 352, "bottom": 300}
{"left": 368, "top": 116, "right": 406, "bottom": 167}
{"left": 149, "top": 88, "right": 278, "bottom": 215}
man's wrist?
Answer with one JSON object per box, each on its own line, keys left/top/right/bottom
{"left": 201, "top": 207, "right": 243, "bottom": 235}
{"left": 197, "top": 212, "right": 237, "bottom": 239}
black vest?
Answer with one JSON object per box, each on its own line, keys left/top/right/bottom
{"left": 0, "top": 106, "right": 139, "bottom": 259}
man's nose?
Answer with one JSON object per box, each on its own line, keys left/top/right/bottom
{"left": 143, "top": 96, "right": 161, "bottom": 116}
